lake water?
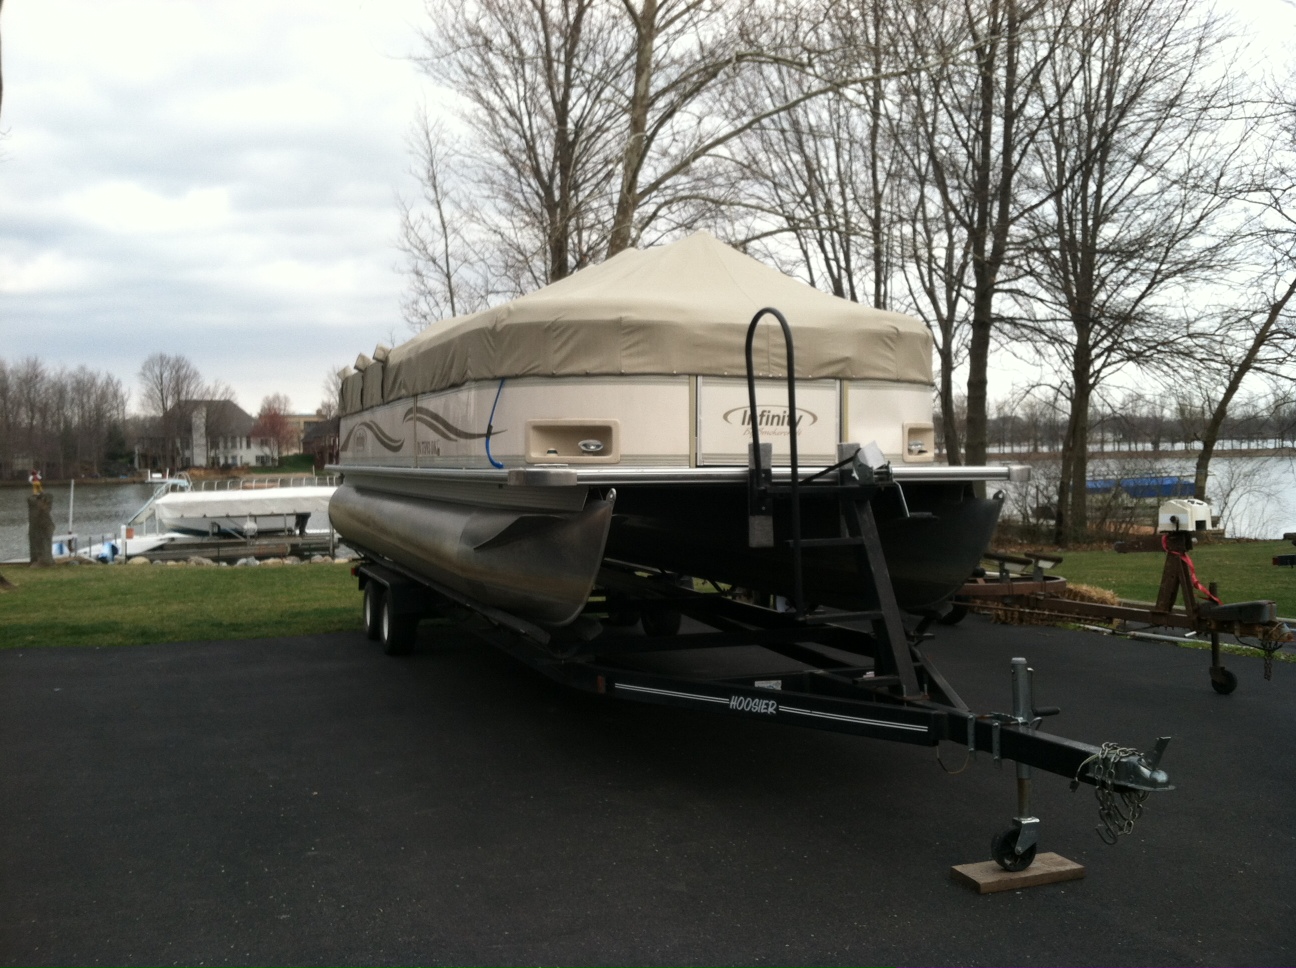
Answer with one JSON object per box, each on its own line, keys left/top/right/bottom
{"left": 1, "top": 483, "right": 157, "bottom": 562}
{"left": 2, "top": 455, "right": 1293, "bottom": 562}
{"left": 994, "top": 454, "right": 1296, "bottom": 540}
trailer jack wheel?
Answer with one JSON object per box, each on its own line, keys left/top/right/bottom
{"left": 991, "top": 828, "right": 1037, "bottom": 872}
{"left": 1210, "top": 666, "right": 1237, "bottom": 695}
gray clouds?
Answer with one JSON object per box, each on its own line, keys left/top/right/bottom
{"left": 1, "top": 0, "right": 427, "bottom": 415}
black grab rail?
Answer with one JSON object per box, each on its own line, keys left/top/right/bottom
{"left": 744, "top": 307, "right": 804, "bottom": 618}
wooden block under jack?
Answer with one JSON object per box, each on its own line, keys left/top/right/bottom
{"left": 950, "top": 853, "right": 1086, "bottom": 894}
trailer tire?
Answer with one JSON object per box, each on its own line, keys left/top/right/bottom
{"left": 606, "top": 607, "right": 641, "bottom": 628}
{"left": 363, "top": 582, "right": 383, "bottom": 640}
{"left": 642, "top": 607, "right": 681, "bottom": 637}
{"left": 938, "top": 603, "right": 968, "bottom": 626}
{"left": 380, "top": 595, "right": 417, "bottom": 656}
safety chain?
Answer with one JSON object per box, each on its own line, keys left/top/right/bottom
{"left": 1073, "top": 742, "right": 1151, "bottom": 845}
{"left": 1258, "top": 626, "right": 1288, "bottom": 681}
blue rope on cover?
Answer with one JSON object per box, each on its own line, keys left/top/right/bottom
{"left": 485, "top": 377, "right": 506, "bottom": 468}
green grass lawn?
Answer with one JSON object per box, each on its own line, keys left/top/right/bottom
{"left": 3, "top": 538, "right": 1291, "bottom": 651}
{"left": 0, "top": 561, "right": 363, "bottom": 649}
{"left": 1040, "top": 539, "right": 1296, "bottom": 619}
{"left": 245, "top": 453, "right": 319, "bottom": 475}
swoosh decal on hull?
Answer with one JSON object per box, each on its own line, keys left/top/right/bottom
{"left": 403, "top": 405, "right": 503, "bottom": 441}
{"left": 340, "top": 421, "right": 406, "bottom": 453}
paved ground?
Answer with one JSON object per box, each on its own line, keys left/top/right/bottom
{"left": 2, "top": 614, "right": 1294, "bottom": 966}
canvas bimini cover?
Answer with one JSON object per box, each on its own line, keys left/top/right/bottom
{"left": 341, "top": 231, "right": 933, "bottom": 415}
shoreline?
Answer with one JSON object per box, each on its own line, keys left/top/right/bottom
{"left": 0, "top": 477, "right": 151, "bottom": 489}
{"left": 2, "top": 447, "right": 1291, "bottom": 487}
{"left": 976, "top": 446, "right": 1296, "bottom": 461}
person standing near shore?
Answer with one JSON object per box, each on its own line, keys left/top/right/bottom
{"left": 28, "top": 470, "right": 42, "bottom": 495}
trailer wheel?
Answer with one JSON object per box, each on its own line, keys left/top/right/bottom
{"left": 605, "top": 597, "right": 642, "bottom": 627}
{"left": 606, "top": 608, "right": 641, "bottom": 627}
{"left": 938, "top": 603, "right": 968, "bottom": 626}
{"left": 642, "top": 607, "right": 681, "bottom": 637}
{"left": 1210, "top": 667, "right": 1238, "bottom": 695}
{"left": 380, "top": 595, "right": 417, "bottom": 656}
{"left": 363, "top": 582, "right": 383, "bottom": 640}
{"left": 990, "top": 828, "right": 1037, "bottom": 872}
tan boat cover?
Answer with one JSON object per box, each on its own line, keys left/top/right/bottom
{"left": 346, "top": 232, "right": 932, "bottom": 414}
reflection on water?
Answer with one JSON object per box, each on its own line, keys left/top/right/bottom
{"left": 0, "top": 483, "right": 155, "bottom": 562}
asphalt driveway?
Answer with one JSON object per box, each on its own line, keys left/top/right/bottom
{"left": 2, "top": 615, "right": 1293, "bottom": 965}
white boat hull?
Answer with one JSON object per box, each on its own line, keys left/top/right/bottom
{"left": 154, "top": 485, "right": 336, "bottom": 537}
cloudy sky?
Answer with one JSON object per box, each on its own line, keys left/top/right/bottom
{"left": 3, "top": 0, "right": 428, "bottom": 417}
{"left": 3, "top": 0, "right": 1294, "bottom": 421}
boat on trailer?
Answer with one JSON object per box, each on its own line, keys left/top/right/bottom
{"left": 329, "top": 232, "right": 1174, "bottom": 871}
{"left": 331, "top": 232, "right": 1019, "bottom": 625}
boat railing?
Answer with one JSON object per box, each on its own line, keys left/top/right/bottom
{"left": 189, "top": 474, "right": 339, "bottom": 492}
{"left": 126, "top": 473, "right": 194, "bottom": 531}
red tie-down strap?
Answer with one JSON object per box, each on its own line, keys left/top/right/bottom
{"left": 1162, "top": 533, "right": 1222, "bottom": 606}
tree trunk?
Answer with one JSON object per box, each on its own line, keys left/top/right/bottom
{"left": 1194, "top": 275, "right": 1296, "bottom": 499}
{"left": 1053, "top": 378, "right": 1091, "bottom": 546}
{"left": 28, "top": 492, "right": 55, "bottom": 567}
{"left": 937, "top": 344, "right": 962, "bottom": 464}
{"left": 608, "top": 0, "right": 657, "bottom": 258}
{"left": 963, "top": 288, "right": 993, "bottom": 466}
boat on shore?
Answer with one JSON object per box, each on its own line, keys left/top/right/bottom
{"left": 152, "top": 483, "right": 335, "bottom": 538}
{"left": 329, "top": 232, "right": 1028, "bottom": 626}
{"left": 20, "top": 474, "right": 339, "bottom": 564}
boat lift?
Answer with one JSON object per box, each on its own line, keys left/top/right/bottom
{"left": 349, "top": 308, "right": 1175, "bottom": 872}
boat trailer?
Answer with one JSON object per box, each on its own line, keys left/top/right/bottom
{"left": 353, "top": 545, "right": 1174, "bottom": 872}
{"left": 347, "top": 308, "right": 1176, "bottom": 872}
{"left": 953, "top": 532, "right": 1293, "bottom": 694}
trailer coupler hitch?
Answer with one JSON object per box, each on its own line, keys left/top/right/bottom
{"left": 988, "top": 659, "right": 1174, "bottom": 870}
{"left": 1070, "top": 736, "right": 1173, "bottom": 845}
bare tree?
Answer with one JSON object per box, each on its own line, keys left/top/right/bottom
{"left": 1190, "top": 279, "right": 1296, "bottom": 497}
{"left": 317, "top": 365, "right": 351, "bottom": 420}
{"left": 1012, "top": 0, "right": 1248, "bottom": 542}
{"left": 732, "top": 3, "right": 905, "bottom": 309}
{"left": 138, "top": 353, "right": 203, "bottom": 468}
{"left": 0, "top": 356, "right": 130, "bottom": 478}
{"left": 890, "top": 23, "right": 980, "bottom": 462}
{"left": 894, "top": 0, "right": 1071, "bottom": 467}
{"left": 1185, "top": 74, "right": 1296, "bottom": 500}
{"left": 404, "top": 0, "right": 915, "bottom": 310}
{"left": 605, "top": 0, "right": 771, "bottom": 256}
{"left": 413, "top": 0, "right": 626, "bottom": 294}
{"left": 398, "top": 112, "right": 492, "bottom": 328}
{"left": 138, "top": 353, "right": 203, "bottom": 417}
